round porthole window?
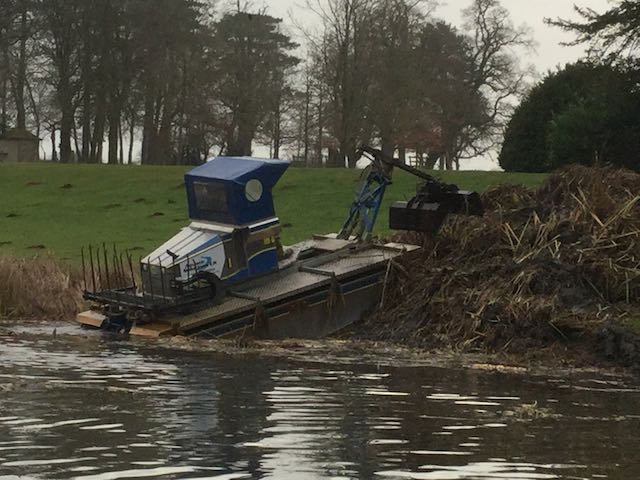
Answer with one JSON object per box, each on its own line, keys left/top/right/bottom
{"left": 245, "top": 179, "right": 264, "bottom": 203}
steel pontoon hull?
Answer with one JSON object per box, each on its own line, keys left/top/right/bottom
{"left": 78, "top": 241, "right": 419, "bottom": 339}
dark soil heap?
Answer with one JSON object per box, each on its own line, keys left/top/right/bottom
{"left": 366, "top": 165, "right": 640, "bottom": 367}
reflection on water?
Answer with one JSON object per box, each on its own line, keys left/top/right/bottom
{"left": 0, "top": 328, "right": 639, "bottom": 479}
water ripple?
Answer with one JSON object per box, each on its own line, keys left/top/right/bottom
{"left": 0, "top": 332, "right": 637, "bottom": 479}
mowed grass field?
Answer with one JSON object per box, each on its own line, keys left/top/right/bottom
{"left": 0, "top": 163, "right": 547, "bottom": 263}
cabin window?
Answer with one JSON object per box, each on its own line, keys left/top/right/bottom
{"left": 245, "top": 179, "right": 263, "bottom": 202}
{"left": 193, "top": 181, "right": 228, "bottom": 215}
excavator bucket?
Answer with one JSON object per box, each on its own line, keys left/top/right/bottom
{"left": 389, "top": 181, "right": 484, "bottom": 235}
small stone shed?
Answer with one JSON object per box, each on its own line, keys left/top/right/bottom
{"left": 0, "top": 128, "right": 39, "bottom": 163}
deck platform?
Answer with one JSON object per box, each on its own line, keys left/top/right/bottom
{"left": 77, "top": 239, "right": 420, "bottom": 339}
{"left": 166, "top": 241, "right": 418, "bottom": 339}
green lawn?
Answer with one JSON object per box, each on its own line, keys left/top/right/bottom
{"left": 0, "top": 163, "right": 546, "bottom": 263}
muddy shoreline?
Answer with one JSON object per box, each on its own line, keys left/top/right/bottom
{"left": 1, "top": 318, "right": 635, "bottom": 380}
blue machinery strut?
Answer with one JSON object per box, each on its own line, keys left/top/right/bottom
{"left": 338, "top": 146, "right": 484, "bottom": 242}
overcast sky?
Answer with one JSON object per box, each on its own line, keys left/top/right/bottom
{"left": 262, "top": 0, "right": 612, "bottom": 72}
{"left": 254, "top": 0, "right": 613, "bottom": 169}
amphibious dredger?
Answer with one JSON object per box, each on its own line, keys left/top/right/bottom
{"left": 77, "top": 146, "right": 483, "bottom": 338}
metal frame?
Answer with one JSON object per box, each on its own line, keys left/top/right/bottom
{"left": 81, "top": 243, "right": 218, "bottom": 317}
{"left": 338, "top": 170, "right": 391, "bottom": 242}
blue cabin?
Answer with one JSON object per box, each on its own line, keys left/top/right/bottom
{"left": 144, "top": 156, "right": 290, "bottom": 294}
{"left": 185, "top": 156, "right": 290, "bottom": 226}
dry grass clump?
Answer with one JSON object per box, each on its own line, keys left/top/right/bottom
{"left": 0, "top": 256, "right": 84, "bottom": 320}
{"left": 368, "top": 165, "right": 640, "bottom": 359}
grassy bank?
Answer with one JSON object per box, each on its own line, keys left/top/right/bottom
{"left": 0, "top": 163, "right": 546, "bottom": 262}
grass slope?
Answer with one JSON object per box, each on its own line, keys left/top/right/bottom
{"left": 0, "top": 163, "right": 546, "bottom": 262}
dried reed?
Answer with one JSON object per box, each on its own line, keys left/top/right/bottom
{"left": 367, "top": 165, "right": 640, "bottom": 354}
{"left": 0, "top": 256, "right": 85, "bottom": 320}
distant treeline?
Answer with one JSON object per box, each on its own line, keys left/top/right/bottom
{"left": 0, "top": 0, "right": 531, "bottom": 167}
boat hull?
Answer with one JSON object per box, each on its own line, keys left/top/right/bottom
{"left": 78, "top": 241, "right": 420, "bottom": 339}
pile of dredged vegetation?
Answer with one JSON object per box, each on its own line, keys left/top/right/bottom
{"left": 367, "top": 165, "right": 640, "bottom": 367}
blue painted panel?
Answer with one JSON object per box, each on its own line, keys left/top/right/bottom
{"left": 222, "top": 268, "right": 251, "bottom": 285}
{"left": 249, "top": 249, "right": 279, "bottom": 277}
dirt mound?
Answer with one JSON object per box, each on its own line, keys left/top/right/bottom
{"left": 366, "top": 165, "right": 640, "bottom": 365}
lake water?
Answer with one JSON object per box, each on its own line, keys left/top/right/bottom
{"left": 0, "top": 324, "right": 638, "bottom": 479}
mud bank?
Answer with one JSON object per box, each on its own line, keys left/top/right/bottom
{"left": 0, "top": 320, "right": 629, "bottom": 379}
{"left": 361, "top": 165, "right": 640, "bottom": 371}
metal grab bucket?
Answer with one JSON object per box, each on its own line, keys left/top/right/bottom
{"left": 389, "top": 183, "right": 484, "bottom": 235}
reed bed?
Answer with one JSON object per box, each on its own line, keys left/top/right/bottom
{"left": 0, "top": 256, "right": 84, "bottom": 320}
{"left": 368, "top": 165, "right": 640, "bottom": 362}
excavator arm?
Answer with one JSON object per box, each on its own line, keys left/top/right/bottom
{"left": 337, "top": 146, "right": 484, "bottom": 242}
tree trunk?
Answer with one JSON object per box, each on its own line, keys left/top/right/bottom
{"left": 107, "top": 108, "right": 119, "bottom": 165}
{"left": 26, "top": 78, "right": 39, "bottom": 141}
{"left": 59, "top": 96, "right": 74, "bottom": 163}
{"left": 303, "top": 72, "right": 311, "bottom": 165}
{"left": 119, "top": 119, "right": 124, "bottom": 165}
{"left": 327, "top": 147, "right": 343, "bottom": 168}
{"left": 81, "top": 88, "right": 92, "bottom": 163}
{"left": 50, "top": 126, "right": 57, "bottom": 162}
{"left": 158, "top": 119, "right": 172, "bottom": 165}
{"left": 72, "top": 123, "right": 80, "bottom": 162}
{"left": 327, "top": 148, "right": 341, "bottom": 168}
{"left": 98, "top": 141, "right": 103, "bottom": 162}
{"left": 426, "top": 152, "right": 438, "bottom": 170}
{"left": 0, "top": 68, "right": 7, "bottom": 135}
{"left": 128, "top": 110, "right": 135, "bottom": 165}
{"left": 227, "top": 122, "right": 253, "bottom": 157}
{"left": 399, "top": 147, "right": 406, "bottom": 165}
{"left": 345, "top": 142, "right": 358, "bottom": 169}
{"left": 14, "top": 6, "right": 27, "bottom": 129}
{"left": 315, "top": 97, "right": 324, "bottom": 166}
{"left": 141, "top": 94, "right": 154, "bottom": 165}
{"left": 91, "top": 99, "right": 106, "bottom": 164}
{"left": 381, "top": 140, "right": 394, "bottom": 160}
{"left": 347, "top": 150, "right": 359, "bottom": 169}
{"left": 80, "top": 40, "right": 92, "bottom": 163}
{"left": 272, "top": 102, "right": 281, "bottom": 159}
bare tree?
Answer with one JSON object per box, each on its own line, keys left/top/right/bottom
{"left": 213, "top": 11, "right": 299, "bottom": 157}
{"left": 0, "top": 0, "right": 39, "bottom": 133}
{"left": 37, "top": 0, "right": 83, "bottom": 163}
{"left": 368, "top": 0, "right": 426, "bottom": 159}
{"left": 308, "top": 0, "right": 378, "bottom": 168}
{"left": 459, "top": 0, "right": 535, "bottom": 168}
